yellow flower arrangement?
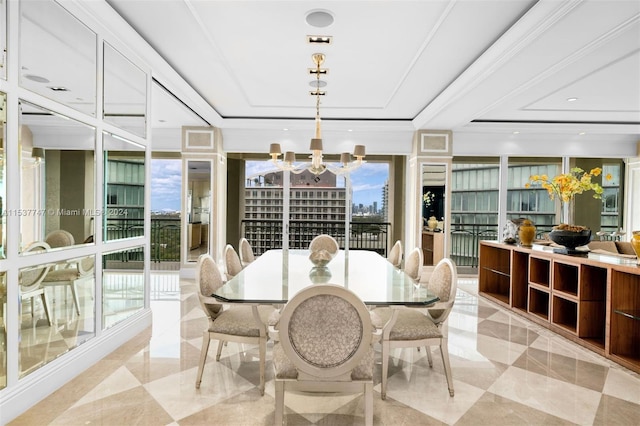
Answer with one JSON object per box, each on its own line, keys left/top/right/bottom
{"left": 526, "top": 167, "right": 612, "bottom": 230}
{"left": 525, "top": 167, "right": 610, "bottom": 203}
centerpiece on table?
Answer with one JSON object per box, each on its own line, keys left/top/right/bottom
{"left": 526, "top": 167, "right": 611, "bottom": 254}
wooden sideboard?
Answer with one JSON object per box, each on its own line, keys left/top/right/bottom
{"left": 422, "top": 231, "right": 444, "bottom": 266}
{"left": 478, "top": 240, "right": 640, "bottom": 373}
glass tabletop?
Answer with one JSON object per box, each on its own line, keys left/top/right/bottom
{"left": 212, "top": 249, "right": 439, "bottom": 306}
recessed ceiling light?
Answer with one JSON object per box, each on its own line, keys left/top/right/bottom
{"left": 348, "top": 129, "right": 353, "bottom": 132}
{"left": 513, "top": 131, "right": 520, "bottom": 135}
{"left": 24, "top": 74, "right": 50, "bottom": 83}
{"left": 578, "top": 132, "right": 586, "bottom": 135}
{"left": 305, "top": 10, "right": 334, "bottom": 28}
{"left": 158, "top": 119, "right": 166, "bottom": 123}
{"left": 283, "top": 128, "right": 288, "bottom": 131}
{"left": 567, "top": 97, "right": 578, "bottom": 102}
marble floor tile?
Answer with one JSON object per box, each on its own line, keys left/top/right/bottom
{"left": 10, "top": 273, "right": 640, "bottom": 426}
{"left": 487, "top": 366, "right": 603, "bottom": 424}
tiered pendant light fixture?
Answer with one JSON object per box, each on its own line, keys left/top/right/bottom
{"left": 269, "top": 53, "right": 365, "bottom": 175}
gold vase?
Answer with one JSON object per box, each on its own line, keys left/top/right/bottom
{"left": 631, "top": 230, "right": 640, "bottom": 265}
{"left": 518, "top": 219, "right": 536, "bottom": 247}
{"left": 427, "top": 216, "right": 438, "bottom": 230}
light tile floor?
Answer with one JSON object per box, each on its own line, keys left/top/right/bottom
{"left": 10, "top": 275, "right": 640, "bottom": 425}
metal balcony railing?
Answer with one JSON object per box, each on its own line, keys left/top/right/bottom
{"left": 241, "top": 219, "right": 392, "bottom": 257}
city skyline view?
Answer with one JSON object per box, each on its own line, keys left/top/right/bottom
{"left": 151, "top": 159, "right": 388, "bottom": 213}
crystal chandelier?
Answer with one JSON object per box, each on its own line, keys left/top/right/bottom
{"left": 269, "top": 53, "right": 365, "bottom": 175}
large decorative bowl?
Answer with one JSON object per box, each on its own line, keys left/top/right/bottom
{"left": 548, "top": 228, "right": 591, "bottom": 254}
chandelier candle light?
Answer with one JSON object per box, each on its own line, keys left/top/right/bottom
{"left": 269, "top": 53, "right": 366, "bottom": 175}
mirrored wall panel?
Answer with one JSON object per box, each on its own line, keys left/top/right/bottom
{"left": 19, "top": 0, "right": 97, "bottom": 115}
{"left": 0, "top": 92, "right": 6, "bottom": 259}
{"left": 422, "top": 164, "right": 446, "bottom": 228}
{"left": 1, "top": 0, "right": 6, "bottom": 80}
{"left": 186, "top": 160, "right": 211, "bottom": 262}
{"left": 103, "top": 132, "right": 145, "bottom": 242}
{"left": 19, "top": 101, "right": 96, "bottom": 253}
{"left": 0, "top": 268, "right": 5, "bottom": 389}
{"left": 103, "top": 43, "right": 147, "bottom": 137}
{"left": 103, "top": 246, "right": 144, "bottom": 329}
{"left": 18, "top": 254, "right": 96, "bottom": 378}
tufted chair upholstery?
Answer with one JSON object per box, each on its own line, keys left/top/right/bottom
{"left": 387, "top": 240, "right": 403, "bottom": 268}
{"left": 195, "top": 254, "right": 274, "bottom": 395}
{"left": 44, "top": 230, "right": 75, "bottom": 248}
{"left": 269, "top": 284, "right": 379, "bottom": 426}
{"left": 404, "top": 247, "right": 424, "bottom": 283}
{"left": 224, "top": 244, "right": 243, "bottom": 281}
{"left": 239, "top": 237, "right": 255, "bottom": 267}
{"left": 371, "top": 257, "right": 458, "bottom": 399}
{"left": 308, "top": 234, "right": 339, "bottom": 257}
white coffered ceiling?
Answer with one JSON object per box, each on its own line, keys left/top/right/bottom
{"left": 100, "top": 0, "right": 639, "bottom": 155}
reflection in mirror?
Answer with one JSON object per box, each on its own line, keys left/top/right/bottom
{"left": 103, "top": 42, "right": 147, "bottom": 137}
{"left": 0, "top": 269, "right": 5, "bottom": 389}
{"left": 422, "top": 164, "right": 446, "bottom": 227}
{"left": 1, "top": 92, "right": 5, "bottom": 258}
{"left": 103, "top": 133, "right": 145, "bottom": 242}
{"left": 103, "top": 247, "right": 144, "bottom": 329}
{"left": 19, "top": 0, "right": 97, "bottom": 115}
{"left": 1, "top": 0, "right": 6, "bottom": 80}
{"left": 18, "top": 254, "right": 96, "bottom": 378}
{"left": 186, "top": 160, "right": 211, "bottom": 262}
{"left": 19, "top": 101, "right": 96, "bottom": 253}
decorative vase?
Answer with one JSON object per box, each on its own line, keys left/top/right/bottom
{"left": 427, "top": 216, "right": 438, "bottom": 230}
{"left": 518, "top": 219, "right": 536, "bottom": 247}
{"left": 548, "top": 227, "right": 592, "bottom": 255}
{"left": 631, "top": 230, "right": 640, "bottom": 265}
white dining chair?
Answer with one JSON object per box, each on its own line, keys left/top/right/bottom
{"left": 224, "top": 244, "right": 243, "bottom": 281}
{"left": 372, "top": 257, "right": 457, "bottom": 399}
{"left": 270, "top": 284, "right": 380, "bottom": 425}
{"left": 195, "top": 254, "right": 275, "bottom": 395}
{"left": 239, "top": 237, "right": 255, "bottom": 267}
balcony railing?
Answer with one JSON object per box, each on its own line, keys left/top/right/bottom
{"left": 241, "top": 219, "right": 391, "bottom": 257}
{"left": 104, "top": 218, "right": 594, "bottom": 271}
{"left": 449, "top": 223, "right": 555, "bottom": 268}
{"left": 105, "top": 218, "right": 181, "bottom": 267}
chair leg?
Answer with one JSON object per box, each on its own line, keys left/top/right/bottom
{"left": 40, "top": 293, "right": 52, "bottom": 326}
{"left": 216, "top": 339, "right": 225, "bottom": 361}
{"left": 425, "top": 345, "right": 433, "bottom": 367}
{"left": 440, "top": 338, "right": 454, "bottom": 396}
{"left": 259, "top": 337, "right": 266, "bottom": 396}
{"left": 70, "top": 283, "right": 80, "bottom": 315}
{"left": 364, "top": 382, "right": 373, "bottom": 426}
{"left": 195, "top": 331, "right": 211, "bottom": 389}
{"left": 275, "top": 380, "right": 284, "bottom": 425}
{"left": 381, "top": 340, "right": 390, "bottom": 400}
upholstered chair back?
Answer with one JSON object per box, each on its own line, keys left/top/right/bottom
{"left": 196, "top": 254, "right": 224, "bottom": 320}
{"left": 275, "top": 284, "right": 375, "bottom": 381}
{"left": 308, "top": 234, "right": 339, "bottom": 257}
{"left": 224, "top": 244, "right": 243, "bottom": 279}
{"left": 404, "top": 247, "right": 424, "bottom": 283}
{"left": 425, "top": 258, "right": 458, "bottom": 324}
{"left": 387, "top": 240, "right": 403, "bottom": 268}
{"left": 45, "top": 230, "right": 75, "bottom": 248}
{"left": 239, "top": 237, "right": 255, "bottom": 266}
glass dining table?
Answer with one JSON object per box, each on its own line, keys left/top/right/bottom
{"left": 211, "top": 249, "right": 439, "bottom": 307}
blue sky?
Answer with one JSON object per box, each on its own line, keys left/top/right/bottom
{"left": 151, "top": 159, "right": 388, "bottom": 212}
